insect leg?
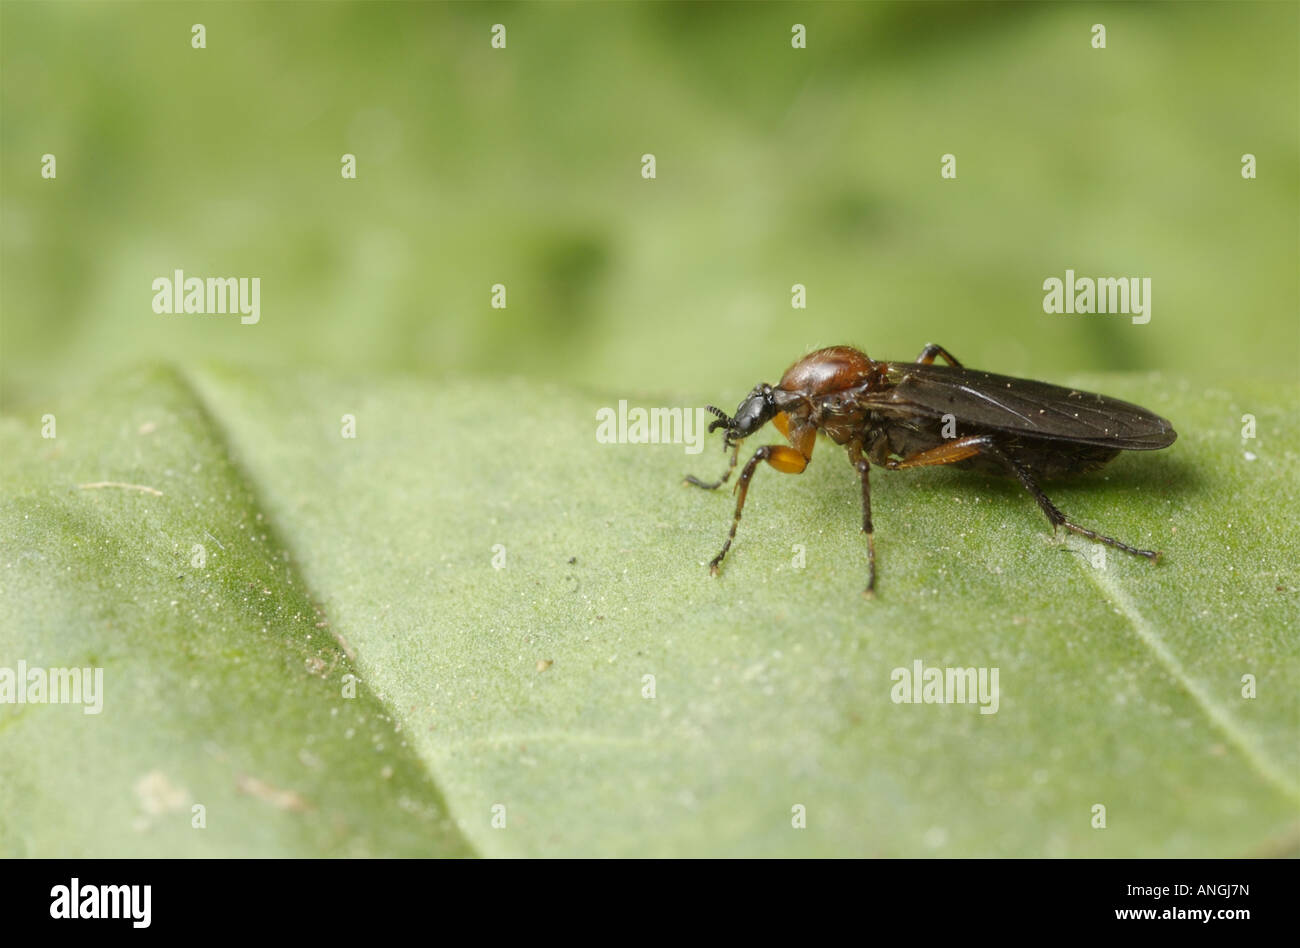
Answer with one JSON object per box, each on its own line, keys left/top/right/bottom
{"left": 993, "top": 451, "right": 1162, "bottom": 562}
{"left": 847, "top": 442, "right": 877, "bottom": 598}
{"left": 708, "top": 445, "right": 807, "bottom": 575}
{"left": 884, "top": 435, "right": 986, "bottom": 469}
{"left": 915, "top": 343, "right": 964, "bottom": 367}
{"left": 889, "top": 436, "right": 1161, "bottom": 562}
{"left": 684, "top": 438, "right": 740, "bottom": 490}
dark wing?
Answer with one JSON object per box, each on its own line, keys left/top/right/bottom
{"left": 864, "top": 363, "right": 1176, "bottom": 449}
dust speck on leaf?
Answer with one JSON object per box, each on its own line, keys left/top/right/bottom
{"left": 235, "top": 774, "right": 312, "bottom": 812}
{"left": 134, "top": 770, "right": 188, "bottom": 817}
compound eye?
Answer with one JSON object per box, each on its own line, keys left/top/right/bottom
{"left": 733, "top": 394, "right": 771, "bottom": 435}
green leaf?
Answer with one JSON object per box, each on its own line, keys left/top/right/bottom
{"left": 0, "top": 367, "right": 471, "bottom": 856}
{"left": 3, "top": 364, "right": 1297, "bottom": 856}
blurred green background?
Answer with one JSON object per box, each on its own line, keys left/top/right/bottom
{"left": 2, "top": 0, "right": 1299, "bottom": 862}
{"left": 2, "top": 1, "right": 1297, "bottom": 401}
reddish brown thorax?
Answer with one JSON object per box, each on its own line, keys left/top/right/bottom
{"left": 778, "top": 346, "right": 878, "bottom": 396}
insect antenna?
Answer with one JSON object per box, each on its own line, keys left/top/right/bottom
{"left": 704, "top": 405, "right": 734, "bottom": 434}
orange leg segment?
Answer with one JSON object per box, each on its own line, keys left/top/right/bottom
{"left": 886, "top": 435, "right": 985, "bottom": 470}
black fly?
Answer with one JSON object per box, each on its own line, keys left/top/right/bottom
{"left": 686, "top": 344, "right": 1177, "bottom": 597}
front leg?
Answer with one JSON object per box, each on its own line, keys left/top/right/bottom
{"left": 708, "top": 445, "right": 807, "bottom": 575}
{"left": 684, "top": 438, "right": 740, "bottom": 490}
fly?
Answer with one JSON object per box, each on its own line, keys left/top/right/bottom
{"left": 685, "top": 344, "right": 1177, "bottom": 597}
